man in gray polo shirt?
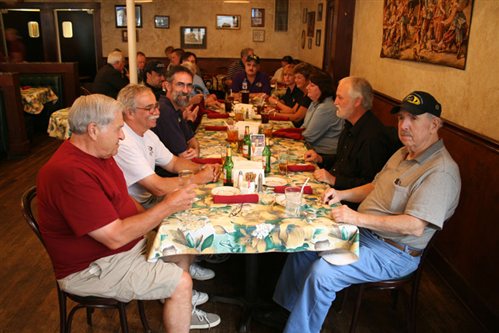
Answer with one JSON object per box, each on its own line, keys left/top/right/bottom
{"left": 271, "top": 91, "right": 461, "bottom": 333}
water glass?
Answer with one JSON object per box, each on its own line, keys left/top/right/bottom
{"left": 285, "top": 187, "right": 302, "bottom": 217}
{"left": 178, "top": 170, "right": 193, "bottom": 187}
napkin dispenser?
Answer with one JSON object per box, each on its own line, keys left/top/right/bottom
{"left": 232, "top": 160, "right": 265, "bottom": 192}
{"left": 234, "top": 121, "right": 260, "bottom": 139}
{"left": 233, "top": 103, "right": 255, "bottom": 119}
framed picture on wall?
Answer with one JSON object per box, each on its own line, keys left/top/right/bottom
{"left": 307, "top": 11, "right": 315, "bottom": 37}
{"left": 318, "top": 3, "right": 323, "bottom": 22}
{"left": 302, "top": 8, "right": 308, "bottom": 24}
{"left": 316, "top": 29, "right": 321, "bottom": 46}
{"left": 252, "top": 29, "right": 265, "bottom": 42}
{"left": 308, "top": 37, "right": 312, "bottom": 49}
{"left": 251, "top": 8, "right": 265, "bottom": 27}
{"left": 115, "top": 5, "right": 142, "bottom": 28}
{"left": 301, "top": 30, "right": 306, "bottom": 49}
{"left": 180, "top": 26, "right": 207, "bottom": 49}
{"left": 122, "top": 30, "right": 138, "bottom": 42}
{"left": 216, "top": 15, "right": 241, "bottom": 30}
{"left": 154, "top": 16, "right": 169, "bottom": 29}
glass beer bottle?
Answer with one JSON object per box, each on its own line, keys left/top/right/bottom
{"left": 263, "top": 137, "right": 271, "bottom": 175}
{"left": 242, "top": 126, "right": 251, "bottom": 160}
{"left": 223, "top": 144, "right": 234, "bottom": 186}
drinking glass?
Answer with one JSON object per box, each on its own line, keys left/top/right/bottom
{"left": 177, "top": 170, "right": 194, "bottom": 222}
{"left": 226, "top": 126, "right": 239, "bottom": 143}
{"left": 278, "top": 154, "right": 288, "bottom": 176}
{"left": 285, "top": 187, "right": 302, "bottom": 217}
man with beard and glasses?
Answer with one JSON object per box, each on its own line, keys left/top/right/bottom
{"left": 153, "top": 66, "right": 200, "bottom": 160}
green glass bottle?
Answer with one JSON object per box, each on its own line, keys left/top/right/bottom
{"left": 242, "top": 126, "right": 251, "bottom": 160}
{"left": 223, "top": 144, "right": 234, "bottom": 186}
{"left": 263, "top": 137, "right": 272, "bottom": 175}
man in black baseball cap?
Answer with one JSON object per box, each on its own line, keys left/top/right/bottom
{"left": 391, "top": 90, "right": 442, "bottom": 117}
{"left": 144, "top": 60, "right": 167, "bottom": 100}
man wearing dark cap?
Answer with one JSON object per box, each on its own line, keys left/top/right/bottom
{"left": 268, "top": 91, "right": 461, "bottom": 333}
{"left": 144, "top": 60, "right": 167, "bottom": 100}
{"left": 231, "top": 55, "right": 271, "bottom": 95}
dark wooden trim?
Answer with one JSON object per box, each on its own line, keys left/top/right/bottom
{"left": 0, "top": 62, "right": 79, "bottom": 107}
{"left": 0, "top": 73, "right": 29, "bottom": 157}
{"left": 372, "top": 91, "right": 499, "bottom": 332}
{"left": 323, "top": 0, "right": 355, "bottom": 84}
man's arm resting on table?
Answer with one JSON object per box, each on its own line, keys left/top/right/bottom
{"left": 331, "top": 207, "right": 428, "bottom": 237}
{"left": 324, "top": 183, "right": 375, "bottom": 205}
{"left": 88, "top": 185, "right": 196, "bottom": 250}
{"left": 187, "top": 137, "right": 200, "bottom": 156}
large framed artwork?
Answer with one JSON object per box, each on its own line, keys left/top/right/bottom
{"left": 180, "top": 26, "right": 207, "bottom": 49}
{"left": 381, "top": 0, "right": 474, "bottom": 70}
{"left": 115, "top": 5, "right": 142, "bottom": 28}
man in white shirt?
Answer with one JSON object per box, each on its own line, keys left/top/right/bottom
{"left": 114, "top": 84, "right": 221, "bottom": 330}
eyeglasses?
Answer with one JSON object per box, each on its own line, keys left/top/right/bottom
{"left": 135, "top": 102, "right": 159, "bottom": 112}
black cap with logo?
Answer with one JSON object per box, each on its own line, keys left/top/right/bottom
{"left": 391, "top": 91, "right": 442, "bottom": 117}
{"left": 144, "top": 60, "right": 166, "bottom": 75}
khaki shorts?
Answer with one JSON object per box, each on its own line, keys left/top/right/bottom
{"left": 58, "top": 239, "right": 183, "bottom": 303}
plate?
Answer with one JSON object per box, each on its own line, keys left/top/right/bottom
{"left": 275, "top": 194, "right": 306, "bottom": 206}
{"left": 264, "top": 176, "right": 287, "bottom": 187}
{"left": 211, "top": 186, "right": 241, "bottom": 196}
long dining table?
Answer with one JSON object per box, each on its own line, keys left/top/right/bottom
{"left": 146, "top": 110, "right": 359, "bottom": 332}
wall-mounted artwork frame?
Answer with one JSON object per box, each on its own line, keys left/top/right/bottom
{"left": 216, "top": 15, "right": 240, "bottom": 30}
{"left": 301, "top": 30, "right": 306, "bottom": 49}
{"left": 252, "top": 29, "right": 265, "bottom": 42}
{"left": 115, "top": 5, "right": 142, "bottom": 28}
{"left": 307, "top": 11, "right": 315, "bottom": 37}
{"left": 251, "top": 8, "right": 265, "bottom": 27}
{"left": 302, "top": 8, "right": 308, "bottom": 24}
{"left": 154, "top": 15, "right": 169, "bottom": 29}
{"left": 318, "top": 3, "right": 323, "bottom": 22}
{"left": 316, "top": 29, "right": 321, "bottom": 46}
{"left": 180, "top": 26, "right": 207, "bottom": 49}
{"left": 122, "top": 30, "right": 138, "bottom": 42}
{"left": 308, "top": 37, "right": 312, "bottom": 49}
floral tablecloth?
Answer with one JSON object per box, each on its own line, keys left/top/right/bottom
{"left": 47, "top": 108, "right": 70, "bottom": 140}
{"left": 147, "top": 116, "right": 360, "bottom": 263}
{"left": 21, "top": 87, "right": 58, "bottom": 115}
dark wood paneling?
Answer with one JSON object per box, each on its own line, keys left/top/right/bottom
{"left": 323, "top": 0, "right": 356, "bottom": 83}
{"left": 0, "top": 62, "right": 79, "bottom": 106}
{"left": 371, "top": 91, "right": 499, "bottom": 332}
{"left": 0, "top": 73, "right": 29, "bottom": 156}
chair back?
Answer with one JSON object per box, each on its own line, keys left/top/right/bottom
{"left": 21, "top": 186, "right": 45, "bottom": 246}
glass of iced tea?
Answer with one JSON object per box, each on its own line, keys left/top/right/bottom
{"left": 226, "top": 126, "right": 239, "bottom": 142}
{"left": 262, "top": 124, "right": 273, "bottom": 138}
{"left": 278, "top": 154, "right": 288, "bottom": 176}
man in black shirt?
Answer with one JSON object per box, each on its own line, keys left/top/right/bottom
{"left": 144, "top": 60, "right": 167, "bottom": 101}
{"left": 304, "top": 77, "right": 397, "bottom": 206}
{"left": 92, "top": 50, "right": 128, "bottom": 99}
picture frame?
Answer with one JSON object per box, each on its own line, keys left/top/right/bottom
{"left": 122, "top": 30, "right": 138, "bottom": 43}
{"left": 252, "top": 29, "right": 265, "bottom": 42}
{"left": 115, "top": 5, "right": 142, "bottom": 28}
{"left": 301, "top": 30, "right": 306, "bottom": 49}
{"left": 251, "top": 8, "right": 265, "bottom": 27}
{"left": 216, "top": 15, "right": 241, "bottom": 30}
{"left": 154, "top": 15, "right": 169, "bottom": 29}
{"left": 302, "top": 8, "right": 308, "bottom": 24}
{"left": 180, "top": 26, "right": 207, "bottom": 49}
{"left": 318, "top": 3, "right": 323, "bottom": 22}
{"left": 316, "top": 29, "right": 321, "bottom": 46}
{"left": 307, "top": 11, "right": 316, "bottom": 37}
{"left": 308, "top": 37, "right": 312, "bottom": 50}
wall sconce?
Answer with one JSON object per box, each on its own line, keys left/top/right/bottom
{"left": 62, "top": 21, "right": 73, "bottom": 38}
{"left": 27, "top": 21, "right": 39, "bottom": 38}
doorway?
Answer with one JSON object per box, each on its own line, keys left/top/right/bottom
{"left": 55, "top": 9, "right": 97, "bottom": 82}
{"left": 1, "top": 9, "right": 44, "bottom": 62}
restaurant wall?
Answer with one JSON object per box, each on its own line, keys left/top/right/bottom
{"left": 97, "top": 0, "right": 325, "bottom": 68}
{"left": 350, "top": 0, "right": 499, "bottom": 141}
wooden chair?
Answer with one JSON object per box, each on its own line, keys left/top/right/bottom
{"left": 348, "top": 231, "right": 440, "bottom": 333}
{"left": 21, "top": 186, "right": 151, "bottom": 333}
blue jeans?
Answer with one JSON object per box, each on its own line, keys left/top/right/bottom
{"left": 273, "top": 228, "right": 421, "bottom": 333}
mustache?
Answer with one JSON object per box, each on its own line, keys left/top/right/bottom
{"left": 399, "top": 131, "right": 412, "bottom": 136}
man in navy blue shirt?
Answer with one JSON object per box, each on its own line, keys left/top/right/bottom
{"left": 231, "top": 55, "right": 271, "bottom": 95}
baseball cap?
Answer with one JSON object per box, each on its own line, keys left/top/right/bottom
{"left": 144, "top": 60, "right": 166, "bottom": 75}
{"left": 391, "top": 91, "right": 442, "bottom": 117}
{"left": 246, "top": 55, "right": 261, "bottom": 64}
